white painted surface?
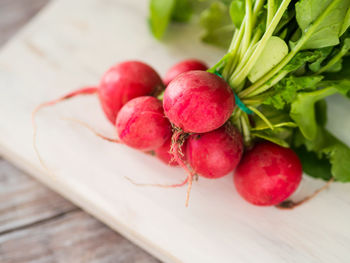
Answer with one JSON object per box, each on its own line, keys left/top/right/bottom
{"left": 0, "top": 0, "right": 350, "bottom": 262}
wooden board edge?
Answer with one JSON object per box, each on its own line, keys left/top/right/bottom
{"left": 0, "top": 142, "right": 180, "bottom": 263}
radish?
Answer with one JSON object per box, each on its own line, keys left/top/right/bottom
{"left": 163, "top": 70, "right": 235, "bottom": 133}
{"left": 116, "top": 96, "right": 172, "bottom": 151}
{"left": 33, "top": 61, "right": 163, "bottom": 125}
{"left": 99, "top": 61, "right": 163, "bottom": 124}
{"left": 186, "top": 125, "right": 243, "bottom": 179}
{"left": 234, "top": 142, "right": 302, "bottom": 206}
{"left": 155, "top": 138, "right": 187, "bottom": 166}
{"left": 155, "top": 138, "right": 178, "bottom": 166}
{"left": 164, "top": 59, "right": 208, "bottom": 86}
{"left": 32, "top": 61, "right": 163, "bottom": 166}
{"left": 162, "top": 70, "right": 235, "bottom": 205}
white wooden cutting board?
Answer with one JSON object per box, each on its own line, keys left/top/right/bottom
{"left": 1, "top": 0, "right": 350, "bottom": 262}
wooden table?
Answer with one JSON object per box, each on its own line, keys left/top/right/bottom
{"left": 0, "top": 1, "right": 160, "bottom": 262}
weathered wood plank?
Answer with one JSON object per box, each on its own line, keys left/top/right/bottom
{"left": 0, "top": 0, "right": 49, "bottom": 46}
{"left": 0, "top": 159, "right": 161, "bottom": 262}
{"left": 0, "top": 210, "right": 161, "bottom": 263}
{"left": 0, "top": 157, "right": 77, "bottom": 233}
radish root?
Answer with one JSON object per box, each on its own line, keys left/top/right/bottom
{"left": 170, "top": 128, "right": 195, "bottom": 207}
{"left": 32, "top": 87, "right": 98, "bottom": 176}
{"left": 276, "top": 177, "right": 334, "bottom": 209}
{"left": 125, "top": 176, "right": 188, "bottom": 188}
{"left": 62, "top": 117, "right": 119, "bottom": 143}
{"left": 125, "top": 128, "right": 195, "bottom": 207}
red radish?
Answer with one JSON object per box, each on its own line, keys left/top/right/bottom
{"left": 234, "top": 142, "right": 302, "bottom": 206}
{"left": 116, "top": 96, "right": 172, "bottom": 151}
{"left": 33, "top": 61, "right": 163, "bottom": 125}
{"left": 155, "top": 138, "right": 178, "bottom": 166}
{"left": 99, "top": 61, "right": 163, "bottom": 124}
{"left": 32, "top": 61, "right": 162, "bottom": 167}
{"left": 164, "top": 59, "right": 208, "bottom": 86}
{"left": 163, "top": 70, "right": 235, "bottom": 133}
{"left": 163, "top": 70, "right": 235, "bottom": 205}
{"left": 155, "top": 138, "right": 186, "bottom": 166}
{"left": 186, "top": 125, "right": 243, "bottom": 179}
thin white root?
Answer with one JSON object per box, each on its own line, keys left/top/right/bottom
{"left": 276, "top": 178, "right": 334, "bottom": 209}
{"left": 31, "top": 86, "right": 98, "bottom": 178}
{"left": 125, "top": 176, "right": 189, "bottom": 188}
{"left": 62, "top": 117, "right": 119, "bottom": 143}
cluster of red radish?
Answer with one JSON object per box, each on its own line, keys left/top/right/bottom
{"left": 35, "top": 59, "right": 302, "bottom": 207}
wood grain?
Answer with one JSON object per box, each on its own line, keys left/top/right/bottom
{"left": 0, "top": 210, "right": 160, "bottom": 263}
{"left": 0, "top": 158, "right": 161, "bottom": 263}
{"left": 0, "top": 157, "right": 76, "bottom": 234}
{"left": 0, "top": 0, "right": 49, "bottom": 46}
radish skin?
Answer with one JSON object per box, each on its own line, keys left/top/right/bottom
{"left": 99, "top": 61, "right": 163, "bottom": 124}
{"left": 32, "top": 61, "right": 162, "bottom": 169}
{"left": 155, "top": 138, "right": 186, "bottom": 166}
{"left": 163, "top": 70, "right": 235, "bottom": 206}
{"left": 164, "top": 59, "right": 208, "bottom": 86}
{"left": 116, "top": 96, "right": 172, "bottom": 151}
{"left": 186, "top": 125, "right": 243, "bottom": 179}
{"left": 163, "top": 71, "right": 235, "bottom": 133}
{"left": 234, "top": 142, "right": 302, "bottom": 206}
{"left": 33, "top": 61, "right": 163, "bottom": 125}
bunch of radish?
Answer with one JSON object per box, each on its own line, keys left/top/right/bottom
{"left": 33, "top": 59, "right": 303, "bottom": 208}
{"left": 34, "top": 0, "right": 350, "bottom": 208}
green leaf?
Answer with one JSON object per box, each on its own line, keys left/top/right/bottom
{"left": 274, "top": 8, "right": 296, "bottom": 36}
{"left": 321, "top": 79, "right": 350, "bottom": 97}
{"left": 308, "top": 47, "right": 333, "bottom": 72}
{"left": 315, "top": 37, "right": 350, "bottom": 73}
{"left": 149, "top": 0, "right": 195, "bottom": 39}
{"left": 334, "top": 79, "right": 350, "bottom": 97}
{"left": 297, "top": 128, "right": 350, "bottom": 182}
{"left": 327, "top": 140, "right": 350, "bottom": 182}
{"left": 325, "top": 56, "right": 350, "bottom": 80}
{"left": 172, "top": 0, "right": 193, "bottom": 22}
{"left": 253, "top": 51, "right": 322, "bottom": 102}
{"left": 149, "top": 0, "right": 176, "bottom": 39}
{"left": 295, "top": 0, "right": 350, "bottom": 49}
{"left": 340, "top": 7, "right": 350, "bottom": 36}
{"left": 315, "top": 99, "right": 328, "bottom": 127}
{"left": 251, "top": 105, "right": 297, "bottom": 131}
{"left": 293, "top": 145, "right": 333, "bottom": 181}
{"left": 264, "top": 75, "right": 323, "bottom": 110}
{"left": 252, "top": 127, "right": 293, "bottom": 148}
{"left": 229, "top": 0, "right": 245, "bottom": 29}
{"left": 200, "top": 2, "right": 234, "bottom": 48}
{"left": 283, "top": 50, "right": 322, "bottom": 72}
{"left": 290, "top": 87, "right": 338, "bottom": 140}
{"left": 248, "top": 36, "right": 289, "bottom": 83}
{"left": 290, "top": 79, "right": 350, "bottom": 141}
{"left": 326, "top": 59, "right": 343, "bottom": 72}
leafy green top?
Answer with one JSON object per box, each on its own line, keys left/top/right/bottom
{"left": 149, "top": 0, "right": 350, "bottom": 182}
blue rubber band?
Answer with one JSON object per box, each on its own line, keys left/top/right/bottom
{"left": 213, "top": 71, "right": 224, "bottom": 78}
{"left": 234, "top": 93, "right": 253, "bottom": 114}
{"left": 213, "top": 71, "right": 253, "bottom": 114}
